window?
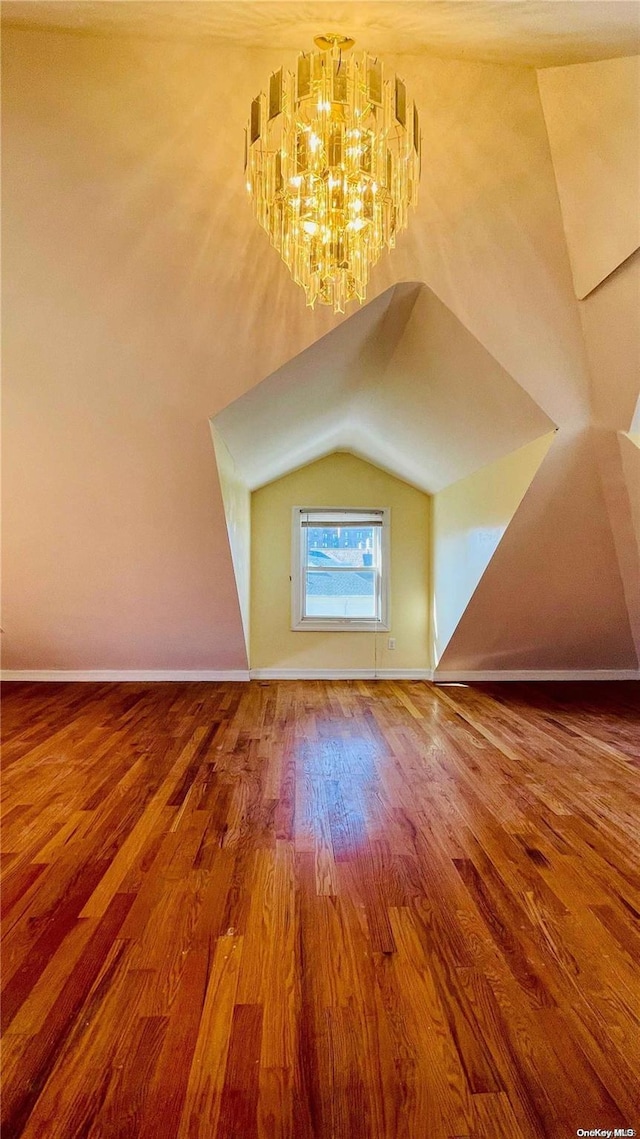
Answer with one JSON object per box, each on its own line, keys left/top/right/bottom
{"left": 291, "top": 508, "right": 390, "bottom": 631}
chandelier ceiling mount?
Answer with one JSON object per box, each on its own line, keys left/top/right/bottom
{"left": 313, "top": 33, "right": 356, "bottom": 52}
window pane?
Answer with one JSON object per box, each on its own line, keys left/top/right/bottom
{"left": 306, "top": 525, "right": 378, "bottom": 568}
{"left": 305, "top": 570, "right": 377, "bottom": 619}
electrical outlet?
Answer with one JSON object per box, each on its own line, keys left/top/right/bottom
{"left": 388, "top": 637, "right": 396, "bottom": 650}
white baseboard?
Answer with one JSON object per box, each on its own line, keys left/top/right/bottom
{"left": 434, "top": 669, "right": 639, "bottom": 682}
{"left": 249, "top": 668, "right": 434, "bottom": 680}
{"left": 1, "top": 670, "right": 251, "bottom": 682}
{"left": 3, "top": 668, "right": 635, "bottom": 684}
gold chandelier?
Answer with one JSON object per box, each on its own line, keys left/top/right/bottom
{"left": 245, "top": 34, "right": 421, "bottom": 313}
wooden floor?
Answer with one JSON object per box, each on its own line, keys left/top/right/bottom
{"left": 1, "top": 680, "right": 639, "bottom": 1139}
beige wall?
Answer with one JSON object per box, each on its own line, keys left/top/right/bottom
{"left": 251, "top": 453, "right": 430, "bottom": 673}
{"left": 432, "top": 433, "right": 555, "bottom": 663}
{"left": 620, "top": 434, "right": 640, "bottom": 563}
{"left": 2, "top": 22, "right": 637, "bottom": 674}
{"left": 211, "top": 427, "right": 251, "bottom": 651}
{"left": 538, "top": 56, "right": 640, "bottom": 299}
{"left": 437, "top": 428, "right": 638, "bottom": 671}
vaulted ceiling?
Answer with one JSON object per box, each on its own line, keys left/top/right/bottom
{"left": 213, "top": 282, "right": 555, "bottom": 494}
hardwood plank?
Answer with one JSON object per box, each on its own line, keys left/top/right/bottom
{"left": 216, "top": 1002, "right": 263, "bottom": 1139}
{"left": 177, "top": 934, "right": 243, "bottom": 1139}
{"left": 137, "top": 947, "right": 210, "bottom": 1139}
{"left": 1, "top": 678, "right": 638, "bottom": 1138}
{"left": 472, "top": 1091, "right": 528, "bottom": 1139}
{"left": 1, "top": 892, "right": 136, "bottom": 1139}
{"left": 387, "top": 906, "right": 472, "bottom": 1138}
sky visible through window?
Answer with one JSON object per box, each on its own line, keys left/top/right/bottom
{"left": 304, "top": 524, "right": 379, "bottom": 618}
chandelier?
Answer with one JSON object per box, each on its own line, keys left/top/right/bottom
{"left": 245, "top": 34, "right": 421, "bottom": 313}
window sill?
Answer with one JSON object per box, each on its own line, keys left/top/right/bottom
{"left": 291, "top": 619, "right": 390, "bottom": 633}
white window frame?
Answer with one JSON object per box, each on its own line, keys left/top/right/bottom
{"left": 291, "top": 507, "right": 391, "bottom": 632}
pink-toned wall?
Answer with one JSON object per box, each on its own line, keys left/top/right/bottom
{"left": 2, "top": 26, "right": 637, "bottom": 672}
{"left": 2, "top": 31, "right": 325, "bottom": 670}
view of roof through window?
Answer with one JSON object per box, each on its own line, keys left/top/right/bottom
{"left": 305, "top": 524, "right": 379, "bottom": 618}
